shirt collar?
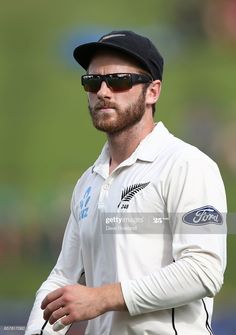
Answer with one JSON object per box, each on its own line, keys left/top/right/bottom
{"left": 136, "top": 122, "right": 173, "bottom": 162}
{"left": 92, "top": 122, "right": 173, "bottom": 178}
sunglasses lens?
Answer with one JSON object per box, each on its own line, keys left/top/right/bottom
{"left": 107, "top": 75, "right": 132, "bottom": 91}
{"left": 82, "top": 77, "right": 101, "bottom": 93}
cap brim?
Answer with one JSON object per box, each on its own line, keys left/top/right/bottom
{"left": 73, "top": 42, "right": 151, "bottom": 75}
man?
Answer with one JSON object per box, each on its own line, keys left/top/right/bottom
{"left": 25, "top": 30, "right": 227, "bottom": 335}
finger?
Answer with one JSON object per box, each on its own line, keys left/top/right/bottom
{"left": 41, "top": 288, "right": 63, "bottom": 309}
{"left": 52, "top": 319, "right": 67, "bottom": 332}
{"left": 43, "top": 298, "right": 65, "bottom": 321}
{"left": 59, "top": 313, "right": 76, "bottom": 326}
{"left": 49, "top": 307, "right": 68, "bottom": 325}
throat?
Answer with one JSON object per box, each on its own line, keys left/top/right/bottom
{"left": 108, "top": 138, "right": 133, "bottom": 173}
{"left": 107, "top": 119, "right": 155, "bottom": 174}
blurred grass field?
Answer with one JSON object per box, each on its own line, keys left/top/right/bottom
{"left": 0, "top": 0, "right": 236, "bottom": 328}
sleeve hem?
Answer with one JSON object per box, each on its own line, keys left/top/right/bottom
{"left": 121, "top": 280, "right": 138, "bottom": 316}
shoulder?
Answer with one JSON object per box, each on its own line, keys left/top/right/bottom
{"left": 166, "top": 135, "right": 218, "bottom": 169}
{"left": 71, "top": 166, "right": 95, "bottom": 202}
{"left": 159, "top": 135, "right": 224, "bottom": 192}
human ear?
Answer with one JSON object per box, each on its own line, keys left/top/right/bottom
{"left": 146, "top": 80, "right": 162, "bottom": 105}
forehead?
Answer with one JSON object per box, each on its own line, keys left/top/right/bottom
{"left": 88, "top": 49, "right": 146, "bottom": 74}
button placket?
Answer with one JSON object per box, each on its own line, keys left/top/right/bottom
{"left": 98, "top": 177, "right": 113, "bottom": 210}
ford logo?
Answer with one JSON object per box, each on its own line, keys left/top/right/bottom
{"left": 183, "top": 206, "right": 223, "bottom": 226}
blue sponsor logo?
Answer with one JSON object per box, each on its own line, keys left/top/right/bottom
{"left": 183, "top": 206, "right": 223, "bottom": 226}
{"left": 79, "top": 186, "right": 91, "bottom": 220}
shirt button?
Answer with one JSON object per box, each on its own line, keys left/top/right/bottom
{"left": 103, "top": 183, "right": 109, "bottom": 190}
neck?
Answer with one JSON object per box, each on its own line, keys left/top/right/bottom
{"left": 107, "top": 116, "right": 155, "bottom": 174}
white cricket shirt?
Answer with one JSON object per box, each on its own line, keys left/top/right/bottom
{"left": 25, "top": 122, "right": 227, "bottom": 335}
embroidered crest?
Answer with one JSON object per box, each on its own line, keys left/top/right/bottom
{"left": 118, "top": 182, "right": 150, "bottom": 209}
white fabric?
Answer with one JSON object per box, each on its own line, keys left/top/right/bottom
{"left": 25, "top": 122, "right": 227, "bottom": 335}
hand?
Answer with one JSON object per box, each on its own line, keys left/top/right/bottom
{"left": 41, "top": 283, "right": 126, "bottom": 327}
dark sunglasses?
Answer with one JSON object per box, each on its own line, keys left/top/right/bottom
{"left": 81, "top": 73, "right": 153, "bottom": 93}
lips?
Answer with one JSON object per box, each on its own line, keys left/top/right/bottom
{"left": 94, "top": 103, "right": 117, "bottom": 112}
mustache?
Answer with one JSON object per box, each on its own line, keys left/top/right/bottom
{"left": 93, "top": 100, "right": 118, "bottom": 111}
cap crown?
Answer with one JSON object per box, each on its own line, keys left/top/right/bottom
{"left": 73, "top": 30, "right": 164, "bottom": 81}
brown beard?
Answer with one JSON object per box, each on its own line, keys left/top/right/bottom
{"left": 88, "top": 88, "right": 146, "bottom": 135}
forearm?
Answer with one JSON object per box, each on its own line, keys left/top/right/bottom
{"left": 98, "top": 282, "right": 127, "bottom": 313}
{"left": 121, "top": 252, "right": 224, "bottom": 316}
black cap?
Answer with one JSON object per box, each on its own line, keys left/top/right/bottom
{"left": 73, "top": 30, "right": 164, "bottom": 80}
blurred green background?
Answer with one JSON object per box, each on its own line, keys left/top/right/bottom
{"left": 0, "top": 0, "right": 236, "bottom": 333}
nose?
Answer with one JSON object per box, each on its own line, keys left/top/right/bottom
{"left": 96, "top": 80, "right": 112, "bottom": 98}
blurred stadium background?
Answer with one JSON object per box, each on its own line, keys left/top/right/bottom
{"left": 0, "top": 0, "right": 236, "bottom": 334}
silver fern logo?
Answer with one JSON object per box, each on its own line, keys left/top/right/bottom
{"left": 118, "top": 182, "right": 150, "bottom": 209}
